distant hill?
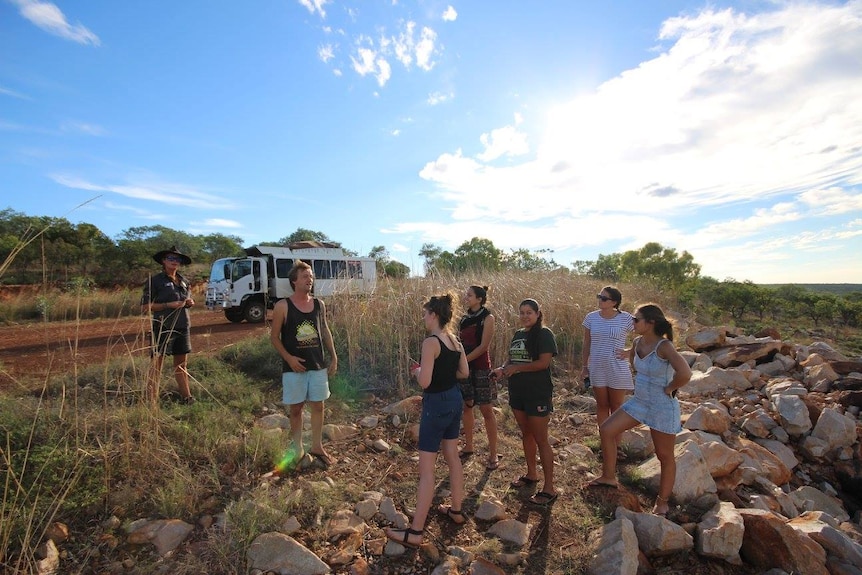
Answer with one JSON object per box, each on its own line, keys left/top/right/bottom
{"left": 760, "top": 284, "right": 862, "bottom": 296}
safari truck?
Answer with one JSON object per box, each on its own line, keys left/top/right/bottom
{"left": 205, "top": 242, "right": 377, "bottom": 323}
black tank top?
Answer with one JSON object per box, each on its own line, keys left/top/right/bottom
{"left": 426, "top": 335, "right": 460, "bottom": 393}
{"left": 280, "top": 298, "right": 326, "bottom": 372}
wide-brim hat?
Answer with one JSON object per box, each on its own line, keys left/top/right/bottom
{"left": 153, "top": 246, "right": 192, "bottom": 265}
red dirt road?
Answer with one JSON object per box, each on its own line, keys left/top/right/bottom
{"left": 0, "top": 309, "right": 271, "bottom": 388}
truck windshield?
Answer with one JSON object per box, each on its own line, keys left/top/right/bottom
{"left": 209, "top": 258, "right": 236, "bottom": 282}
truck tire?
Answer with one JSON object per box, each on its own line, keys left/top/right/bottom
{"left": 244, "top": 301, "right": 266, "bottom": 323}
{"left": 224, "top": 309, "right": 244, "bottom": 323}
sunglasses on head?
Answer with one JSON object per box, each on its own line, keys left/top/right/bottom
{"left": 596, "top": 294, "right": 612, "bottom": 302}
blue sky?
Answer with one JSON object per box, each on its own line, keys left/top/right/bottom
{"left": 1, "top": 0, "right": 860, "bottom": 283}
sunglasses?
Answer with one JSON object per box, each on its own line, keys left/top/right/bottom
{"left": 633, "top": 317, "right": 643, "bottom": 323}
{"left": 596, "top": 294, "right": 612, "bottom": 302}
{"left": 165, "top": 256, "right": 182, "bottom": 262}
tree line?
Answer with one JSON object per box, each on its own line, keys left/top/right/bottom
{"left": 2, "top": 208, "right": 860, "bottom": 331}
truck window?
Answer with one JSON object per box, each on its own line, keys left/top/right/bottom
{"left": 331, "top": 260, "right": 346, "bottom": 279}
{"left": 232, "top": 260, "right": 252, "bottom": 281}
{"left": 348, "top": 261, "right": 363, "bottom": 279}
{"left": 276, "top": 259, "right": 293, "bottom": 278}
{"left": 313, "top": 260, "right": 331, "bottom": 279}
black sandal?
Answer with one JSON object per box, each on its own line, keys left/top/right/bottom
{"left": 438, "top": 504, "right": 466, "bottom": 525}
{"left": 385, "top": 527, "right": 423, "bottom": 548}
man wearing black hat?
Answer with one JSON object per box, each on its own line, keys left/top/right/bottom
{"left": 141, "top": 246, "right": 196, "bottom": 405}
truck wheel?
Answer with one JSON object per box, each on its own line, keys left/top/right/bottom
{"left": 224, "top": 309, "right": 244, "bottom": 323}
{"left": 244, "top": 301, "right": 266, "bottom": 323}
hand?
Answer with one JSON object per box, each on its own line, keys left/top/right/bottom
{"left": 489, "top": 368, "right": 501, "bottom": 382}
{"left": 184, "top": 297, "right": 195, "bottom": 308}
{"left": 614, "top": 348, "right": 628, "bottom": 360}
{"left": 409, "top": 361, "right": 420, "bottom": 377}
{"left": 289, "top": 356, "right": 307, "bottom": 373}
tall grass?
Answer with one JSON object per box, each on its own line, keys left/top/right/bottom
{"left": 326, "top": 271, "right": 670, "bottom": 395}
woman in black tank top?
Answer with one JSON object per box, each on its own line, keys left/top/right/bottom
{"left": 385, "top": 292, "right": 470, "bottom": 548}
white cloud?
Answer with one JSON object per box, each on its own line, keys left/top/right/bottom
{"left": 391, "top": 129, "right": 401, "bottom": 136}
{"left": 297, "top": 0, "right": 328, "bottom": 19}
{"left": 476, "top": 125, "right": 529, "bottom": 162}
{"left": 51, "top": 175, "right": 234, "bottom": 210}
{"left": 11, "top": 0, "right": 99, "bottom": 45}
{"left": 416, "top": 2, "right": 862, "bottom": 230}
{"left": 442, "top": 6, "right": 458, "bottom": 22}
{"left": 60, "top": 121, "right": 106, "bottom": 136}
{"left": 427, "top": 91, "right": 453, "bottom": 105}
{"left": 415, "top": 27, "right": 437, "bottom": 71}
{"left": 0, "top": 86, "right": 30, "bottom": 100}
{"left": 200, "top": 218, "right": 242, "bottom": 228}
{"left": 318, "top": 44, "right": 335, "bottom": 63}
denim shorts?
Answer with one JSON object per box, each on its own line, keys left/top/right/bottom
{"left": 282, "top": 369, "right": 331, "bottom": 405}
{"left": 418, "top": 386, "right": 463, "bottom": 452}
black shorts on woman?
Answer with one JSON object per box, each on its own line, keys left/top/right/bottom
{"left": 506, "top": 327, "right": 557, "bottom": 417}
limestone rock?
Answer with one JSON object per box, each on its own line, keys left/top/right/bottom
{"left": 587, "top": 517, "right": 639, "bottom": 575}
{"left": 695, "top": 501, "right": 744, "bottom": 565}
{"left": 487, "top": 519, "right": 531, "bottom": 547}
{"left": 615, "top": 507, "right": 694, "bottom": 557}
{"left": 247, "top": 532, "right": 331, "bottom": 575}
{"left": 638, "top": 440, "right": 716, "bottom": 502}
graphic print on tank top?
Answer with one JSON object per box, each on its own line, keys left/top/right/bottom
{"left": 295, "top": 320, "right": 320, "bottom": 351}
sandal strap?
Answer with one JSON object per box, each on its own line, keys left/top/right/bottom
{"left": 406, "top": 527, "right": 423, "bottom": 536}
{"left": 447, "top": 508, "right": 463, "bottom": 516}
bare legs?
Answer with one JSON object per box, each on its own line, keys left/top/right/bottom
{"left": 592, "top": 409, "right": 676, "bottom": 514}
{"left": 512, "top": 409, "right": 555, "bottom": 496}
{"left": 387, "top": 438, "right": 464, "bottom": 547}
{"left": 651, "top": 429, "right": 676, "bottom": 515}
{"left": 146, "top": 353, "right": 189, "bottom": 405}
{"left": 462, "top": 402, "right": 498, "bottom": 466}
{"left": 593, "top": 386, "right": 628, "bottom": 429}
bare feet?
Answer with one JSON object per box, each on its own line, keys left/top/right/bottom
{"left": 652, "top": 495, "right": 669, "bottom": 516}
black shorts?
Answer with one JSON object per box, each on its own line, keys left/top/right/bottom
{"left": 150, "top": 325, "right": 191, "bottom": 357}
{"left": 508, "top": 381, "right": 553, "bottom": 417}
{"left": 459, "top": 369, "right": 496, "bottom": 405}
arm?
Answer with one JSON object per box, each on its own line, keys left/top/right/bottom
{"left": 270, "top": 300, "right": 307, "bottom": 373}
{"left": 456, "top": 344, "right": 469, "bottom": 380}
{"left": 628, "top": 336, "right": 638, "bottom": 374}
{"left": 581, "top": 326, "right": 591, "bottom": 375}
{"left": 501, "top": 352, "right": 553, "bottom": 378}
{"left": 416, "top": 336, "right": 440, "bottom": 390}
{"left": 318, "top": 299, "right": 338, "bottom": 376}
{"left": 658, "top": 340, "right": 692, "bottom": 395}
{"left": 464, "top": 314, "right": 495, "bottom": 363}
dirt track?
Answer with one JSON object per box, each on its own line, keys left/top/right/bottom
{"left": 0, "top": 309, "right": 271, "bottom": 388}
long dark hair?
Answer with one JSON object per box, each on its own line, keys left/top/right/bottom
{"left": 520, "top": 298, "right": 543, "bottom": 359}
{"left": 636, "top": 303, "right": 674, "bottom": 341}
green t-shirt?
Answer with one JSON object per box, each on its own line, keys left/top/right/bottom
{"left": 507, "top": 326, "right": 558, "bottom": 388}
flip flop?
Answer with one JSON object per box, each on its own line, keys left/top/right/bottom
{"left": 385, "top": 527, "right": 423, "bottom": 548}
{"left": 586, "top": 479, "right": 619, "bottom": 489}
{"left": 309, "top": 451, "right": 335, "bottom": 467}
{"left": 529, "top": 491, "right": 559, "bottom": 506}
{"left": 510, "top": 475, "right": 539, "bottom": 488}
{"left": 485, "top": 455, "right": 502, "bottom": 470}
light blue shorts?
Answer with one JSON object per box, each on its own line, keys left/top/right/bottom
{"left": 282, "top": 369, "right": 331, "bottom": 405}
